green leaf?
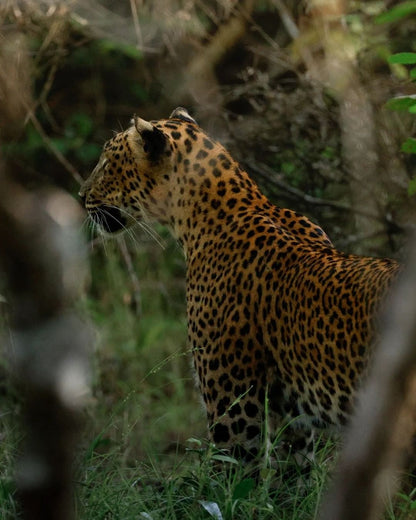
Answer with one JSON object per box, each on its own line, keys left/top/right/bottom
{"left": 84, "top": 435, "right": 113, "bottom": 461}
{"left": 375, "top": 2, "right": 416, "bottom": 24}
{"left": 401, "top": 138, "right": 416, "bottom": 154}
{"left": 385, "top": 96, "right": 416, "bottom": 111}
{"left": 211, "top": 454, "right": 238, "bottom": 464}
{"left": 98, "top": 39, "right": 142, "bottom": 60}
{"left": 388, "top": 52, "right": 416, "bottom": 65}
{"left": 232, "top": 478, "right": 255, "bottom": 501}
{"left": 50, "top": 137, "right": 71, "bottom": 154}
{"left": 199, "top": 501, "right": 224, "bottom": 520}
{"left": 260, "top": 467, "right": 277, "bottom": 480}
{"left": 75, "top": 143, "right": 102, "bottom": 163}
{"left": 410, "top": 67, "right": 416, "bottom": 79}
{"left": 408, "top": 176, "right": 416, "bottom": 196}
{"left": 282, "top": 161, "right": 296, "bottom": 174}
{"left": 25, "top": 124, "right": 43, "bottom": 151}
{"left": 68, "top": 113, "right": 94, "bottom": 138}
{"left": 186, "top": 437, "right": 202, "bottom": 446}
{"left": 321, "top": 146, "right": 336, "bottom": 159}
{"left": 139, "top": 513, "right": 153, "bottom": 520}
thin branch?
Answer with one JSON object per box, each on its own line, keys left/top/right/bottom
{"left": 129, "top": 0, "right": 143, "bottom": 50}
{"left": 272, "top": 0, "right": 299, "bottom": 39}
{"left": 27, "top": 110, "right": 84, "bottom": 186}
{"left": 245, "top": 159, "right": 386, "bottom": 222}
{"left": 117, "top": 235, "right": 142, "bottom": 318}
{"left": 336, "top": 229, "right": 395, "bottom": 249}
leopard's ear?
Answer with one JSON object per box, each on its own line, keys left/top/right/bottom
{"left": 133, "top": 115, "right": 167, "bottom": 162}
{"left": 169, "top": 107, "right": 197, "bottom": 125}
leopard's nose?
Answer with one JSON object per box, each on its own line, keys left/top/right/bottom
{"left": 78, "top": 192, "right": 86, "bottom": 207}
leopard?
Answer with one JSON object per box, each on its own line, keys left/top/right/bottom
{"left": 80, "top": 107, "right": 401, "bottom": 471}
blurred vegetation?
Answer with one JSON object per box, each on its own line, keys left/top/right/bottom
{"left": 1, "top": 0, "right": 416, "bottom": 518}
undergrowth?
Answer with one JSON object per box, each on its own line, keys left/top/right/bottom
{"left": 74, "top": 435, "right": 333, "bottom": 520}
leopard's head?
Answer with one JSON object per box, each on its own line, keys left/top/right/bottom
{"left": 79, "top": 107, "right": 196, "bottom": 234}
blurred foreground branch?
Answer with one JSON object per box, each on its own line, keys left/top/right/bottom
{"left": 0, "top": 26, "right": 90, "bottom": 520}
{"left": 319, "top": 234, "right": 416, "bottom": 520}
{"left": 0, "top": 173, "right": 91, "bottom": 520}
{"left": 0, "top": 171, "right": 90, "bottom": 520}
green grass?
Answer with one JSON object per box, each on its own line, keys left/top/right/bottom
{"left": 0, "top": 406, "right": 21, "bottom": 520}
{"left": 74, "top": 427, "right": 334, "bottom": 520}
{"left": 82, "top": 231, "right": 204, "bottom": 461}
{"left": 1, "top": 229, "right": 416, "bottom": 519}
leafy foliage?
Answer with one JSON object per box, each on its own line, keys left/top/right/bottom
{"left": 375, "top": 1, "right": 416, "bottom": 24}
{"left": 381, "top": 5, "right": 416, "bottom": 198}
{"left": 389, "top": 52, "right": 416, "bottom": 65}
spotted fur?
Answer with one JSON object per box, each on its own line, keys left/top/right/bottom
{"left": 80, "top": 107, "right": 401, "bottom": 464}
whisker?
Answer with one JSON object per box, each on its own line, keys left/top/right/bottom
{"left": 89, "top": 211, "right": 110, "bottom": 257}
{"left": 93, "top": 218, "right": 106, "bottom": 257}
{"left": 103, "top": 203, "right": 167, "bottom": 250}
{"left": 137, "top": 221, "right": 166, "bottom": 249}
{"left": 99, "top": 206, "right": 142, "bottom": 250}
{"left": 83, "top": 201, "right": 168, "bottom": 258}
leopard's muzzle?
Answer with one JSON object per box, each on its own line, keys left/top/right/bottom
{"left": 88, "top": 205, "right": 127, "bottom": 233}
